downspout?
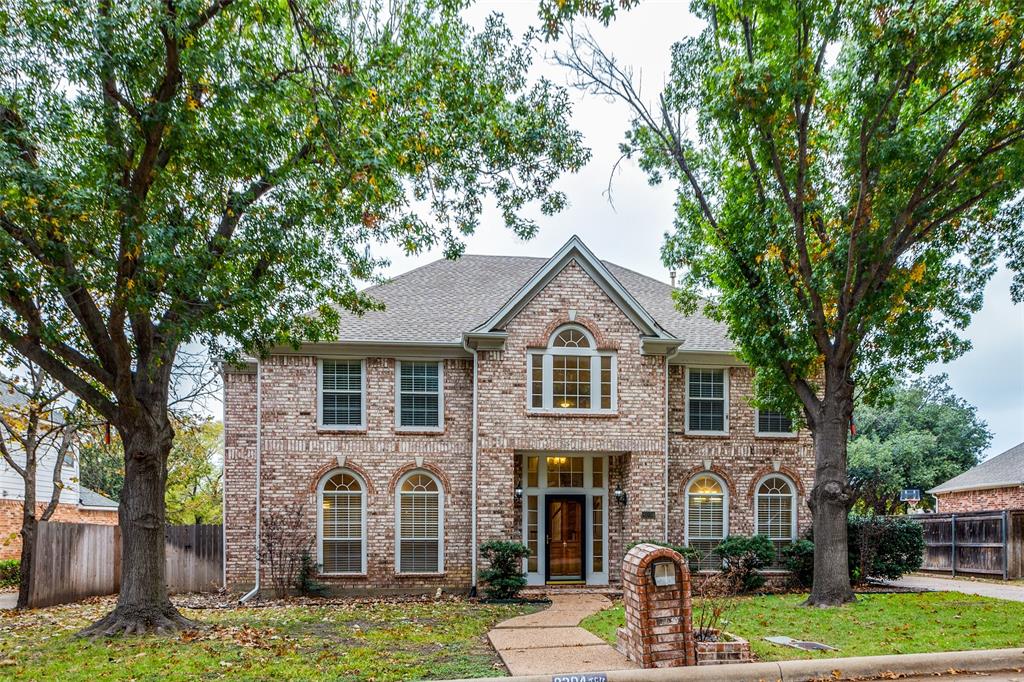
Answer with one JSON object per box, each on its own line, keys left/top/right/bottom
{"left": 220, "top": 364, "right": 227, "bottom": 590}
{"left": 462, "top": 337, "right": 479, "bottom": 597}
{"left": 239, "top": 359, "right": 262, "bottom": 604}
{"left": 664, "top": 345, "right": 682, "bottom": 543}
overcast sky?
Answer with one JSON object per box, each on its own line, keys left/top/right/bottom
{"left": 363, "top": 1, "right": 1024, "bottom": 461}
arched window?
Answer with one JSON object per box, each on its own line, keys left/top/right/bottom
{"left": 685, "top": 474, "right": 728, "bottom": 570}
{"left": 755, "top": 475, "right": 797, "bottom": 567}
{"left": 528, "top": 324, "right": 616, "bottom": 413}
{"left": 318, "top": 470, "right": 365, "bottom": 574}
{"left": 396, "top": 471, "right": 444, "bottom": 573}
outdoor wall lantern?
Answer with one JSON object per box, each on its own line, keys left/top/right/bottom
{"left": 514, "top": 486, "right": 523, "bottom": 500}
{"left": 614, "top": 484, "right": 628, "bottom": 506}
{"left": 651, "top": 560, "right": 676, "bottom": 587}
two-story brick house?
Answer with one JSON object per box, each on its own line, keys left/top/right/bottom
{"left": 223, "top": 236, "right": 814, "bottom": 593}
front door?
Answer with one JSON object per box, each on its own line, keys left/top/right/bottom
{"left": 545, "top": 495, "right": 586, "bottom": 582}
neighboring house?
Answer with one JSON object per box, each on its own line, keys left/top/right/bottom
{"left": 223, "top": 236, "right": 815, "bottom": 592}
{"left": 0, "top": 454, "right": 119, "bottom": 560}
{"left": 929, "top": 442, "right": 1024, "bottom": 513}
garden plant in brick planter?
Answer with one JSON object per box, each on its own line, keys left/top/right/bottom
{"left": 695, "top": 630, "right": 753, "bottom": 665}
{"left": 691, "top": 569, "right": 753, "bottom": 666}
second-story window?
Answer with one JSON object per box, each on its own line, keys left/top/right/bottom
{"left": 685, "top": 368, "right": 728, "bottom": 435}
{"left": 756, "top": 409, "right": 795, "bottom": 436}
{"left": 527, "top": 325, "right": 616, "bottom": 413}
{"left": 320, "top": 359, "right": 365, "bottom": 429}
{"left": 396, "top": 361, "right": 443, "bottom": 430}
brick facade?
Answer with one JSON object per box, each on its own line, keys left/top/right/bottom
{"left": 935, "top": 487, "right": 1024, "bottom": 513}
{"left": 0, "top": 499, "right": 118, "bottom": 560}
{"left": 223, "top": 257, "right": 815, "bottom": 593}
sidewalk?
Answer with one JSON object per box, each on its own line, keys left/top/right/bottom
{"left": 488, "top": 593, "right": 637, "bottom": 676}
{"left": 885, "top": 575, "right": 1024, "bottom": 602}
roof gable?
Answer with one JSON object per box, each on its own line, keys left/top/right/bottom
{"left": 472, "top": 236, "right": 673, "bottom": 340}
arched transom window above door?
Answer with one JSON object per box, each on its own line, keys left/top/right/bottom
{"left": 527, "top": 324, "right": 617, "bottom": 414}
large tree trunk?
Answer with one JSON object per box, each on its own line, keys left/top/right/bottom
{"left": 78, "top": 410, "right": 196, "bottom": 636}
{"left": 17, "top": 457, "right": 37, "bottom": 609}
{"left": 805, "top": 379, "right": 856, "bottom": 607}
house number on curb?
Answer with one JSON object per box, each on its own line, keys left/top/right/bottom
{"left": 552, "top": 675, "right": 607, "bottom": 682}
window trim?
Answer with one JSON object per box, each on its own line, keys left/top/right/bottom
{"left": 394, "top": 359, "right": 445, "bottom": 433}
{"left": 754, "top": 408, "right": 797, "bottom": 438}
{"left": 526, "top": 324, "right": 617, "bottom": 415}
{"left": 316, "top": 468, "right": 367, "bottom": 575}
{"left": 683, "top": 472, "right": 730, "bottom": 549}
{"left": 394, "top": 470, "right": 445, "bottom": 574}
{"left": 753, "top": 473, "right": 798, "bottom": 547}
{"left": 684, "top": 367, "right": 730, "bottom": 436}
{"left": 317, "top": 358, "right": 367, "bottom": 431}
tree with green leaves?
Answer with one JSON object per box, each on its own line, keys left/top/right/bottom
{"left": 849, "top": 375, "right": 991, "bottom": 514}
{"left": 0, "top": 0, "right": 587, "bottom": 634}
{"left": 552, "top": 0, "right": 1024, "bottom": 605}
{"left": 165, "top": 420, "right": 222, "bottom": 525}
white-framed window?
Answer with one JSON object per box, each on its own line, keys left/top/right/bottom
{"left": 755, "top": 409, "right": 795, "bottom": 437}
{"left": 317, "top": 469, "right": 366, "bottom": 574}
{"left": 395, "top": 361, "right": 444, "bottom": 431}
{"left": 755, "top": 474, "right": 797, "bottom": 567}
{"left": 685, "top": 368, "right": 728, "bottom": 435}
{"left": 395, "top": 471, "right": 444, "bottom": 573}
{"left": 527, "top": 325, "right": 617, "bottom": 414}
{"left": 685, "top": 473, "right": 728, "bottom": 570}
{"left": 319, "top": 359, "right": 365, "bottom": 429}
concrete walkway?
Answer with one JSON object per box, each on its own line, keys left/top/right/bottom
{"left": 489, "top": 593, "right": 637, "bottom": 676}
{"left": 885, "top": 575, "right": 1024, "bottom": 602}
{"left": 0, "top": 593, "right": 16, "bottom": 610}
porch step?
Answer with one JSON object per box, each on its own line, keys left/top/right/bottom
{"left": 522, "top": 585, "right": 622, "bottom": 598}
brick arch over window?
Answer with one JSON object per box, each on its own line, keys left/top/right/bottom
{"left": 745, "top": 466, "right": 805, "bottom": 499}
{"left": 309, "top": 459, "right": 376, "bottom": 496}
{"left": 527, "top": 316, "right": 619, "bottom": 351}
{"left": 388, "top": 461, "right": 452, "bottom": 497}
{"left": 677, "top": 464, "right": 738, "bottom": 498}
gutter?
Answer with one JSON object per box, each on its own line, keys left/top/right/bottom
{"left": 663, "top": 344, "right": 682, "bottom": 542}
{"left": 239, "top": 358, "right": 262, "bottom": 604}
{"left": 462, "top": 335, "right": 479, "bottom": 596}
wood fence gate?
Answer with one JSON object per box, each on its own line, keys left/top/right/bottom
{"left": 27, "top": 521, "right": 223, "bottom": 608}
{"left": 912, "top": 510, "right": 1024, "bottom": 580}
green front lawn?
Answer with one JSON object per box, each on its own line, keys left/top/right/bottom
{"left": 581, "top": 592, "right": 1024, "bottom": 660}
{"left": 0, "top": 596, "right": 536, "bottom": 681}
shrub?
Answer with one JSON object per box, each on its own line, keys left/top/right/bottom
{"left": 782, "top": 539, "right": 815, "bottom": 587}
{"left": 294, "top": 550, "right": 329, "bottom": 597}
{"left": 0, "top": 559, "right": 18, "bottom": 588}
{"left": 798, "top": 514, "right": 925, "bottom": 585}
{"left": 479, "top": 540, "right": 531, "bottom": 600}
{"left": 626, "top": 540, "right": 702, "bottom": 571}
{"left": 717, "top": 535, "right": 776, "bottom": 593}
{"left": 848, "top": 514, "right": 924, "bottom": 581}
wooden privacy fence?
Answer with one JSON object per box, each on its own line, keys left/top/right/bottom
{"left": 27, "top": 521, "right": 223, "bottom": 608}
{"left": 911, "top": 510, "right": 1024, "bottom": 580}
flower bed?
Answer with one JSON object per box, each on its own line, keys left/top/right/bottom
{"left": 695, "top": 629, "right": 752, "bottom": 665}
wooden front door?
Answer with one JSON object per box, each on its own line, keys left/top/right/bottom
{"left": 546, "top": 495, "right": 586, "bottom": 581}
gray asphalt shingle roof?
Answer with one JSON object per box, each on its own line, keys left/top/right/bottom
{"left": 333, "top": 254, "right": 734, "bottom": 352}
{"left": 928, "top": 441, "right": 1024, "bottom": 494}
{"left": 79, "top": 486, "right": 119, "bottom": 509}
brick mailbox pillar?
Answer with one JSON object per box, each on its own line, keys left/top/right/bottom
{"left": 615, "top": 543, "right": 696, "bottom": 668}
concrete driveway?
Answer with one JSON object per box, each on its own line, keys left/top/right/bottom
{"left": 886, "top": 575, "right": 1024, "bottom": 601}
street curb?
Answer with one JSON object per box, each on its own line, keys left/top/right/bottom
{"left": 444, "top": 647, "right": 1024, "bottom": 682}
